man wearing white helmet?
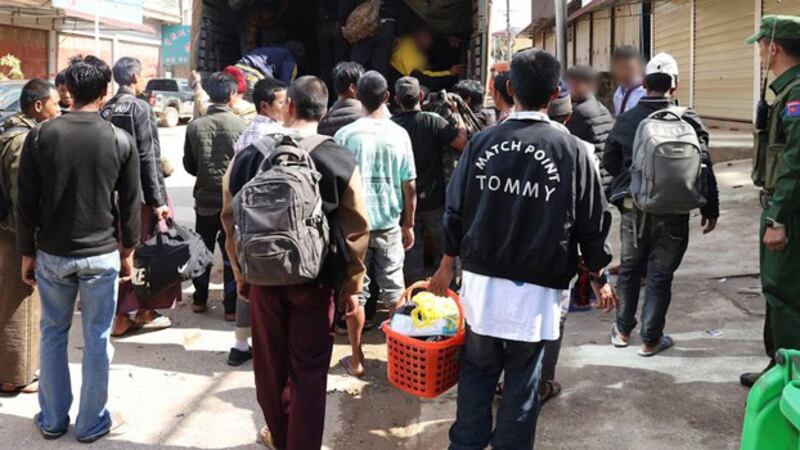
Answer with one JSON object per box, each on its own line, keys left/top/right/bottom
{"left": 603, "top": 52, "right": 721, "bottom": 357}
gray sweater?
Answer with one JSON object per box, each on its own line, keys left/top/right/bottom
{"left": 318, "top": 98, "right": 364, "bottom": 137}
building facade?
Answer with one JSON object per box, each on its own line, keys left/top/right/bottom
{"left": 524, "top": 0, "right": 800, "bottom": 122}
{"left": 0, "top": 0, "right": 182, "bottom": 82}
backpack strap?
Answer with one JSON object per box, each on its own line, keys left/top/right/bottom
{"left": 646, "top": 105, "right": 688, "bottom": 122}
{"left": 298, "top": 134, "right": 333, "bottom": 154}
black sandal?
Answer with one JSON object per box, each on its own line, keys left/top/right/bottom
{"left": 540, "top": 380, "right": 562, "bottom": 405}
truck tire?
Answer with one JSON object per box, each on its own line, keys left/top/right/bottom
{"left": 161, "top": 106, "right": 180, "bottom": 127}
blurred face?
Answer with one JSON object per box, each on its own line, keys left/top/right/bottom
{"left": 57, "top": 83, "right": 73, "bottom": 108}
{"left": 567, "top": 78, "right": 593, "bottom": 101}
{"left": 260, "top": 89, "right": 287, "bottom": 123}
{"left": 414, "top": 30, "right": 433, "bottom": 51}
{"left": 611, "top": 58, "right": 641, "bottom": 87}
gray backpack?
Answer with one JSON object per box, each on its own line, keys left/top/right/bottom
{"left": 233, "top": 134, "right": 330, "bottom": 286}
{"left": 630, "top": 106, "right": 707, "bottom": 215}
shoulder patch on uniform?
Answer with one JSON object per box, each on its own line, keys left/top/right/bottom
{"left": 785, "top": 100, "right": 800, "bottom": 118}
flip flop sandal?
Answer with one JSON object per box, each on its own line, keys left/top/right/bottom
{"left": 339, "top": 355, "right": 365, "bottom": 378}
{"left": 111, "top": 317, "right": 142, "bottom": 338}
{"left": 611, "top": 323, "right": 630, "bottom": 348}
{"left": 540, "top": 380, "right": 562, "bottom": 405}
{"left": 638, "top": 335, "right": 674, "bottom": 357}
{"left": 140, "top": 315, "right": 172, "bottom": 330}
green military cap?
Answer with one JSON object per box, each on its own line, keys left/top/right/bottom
{"left": 746, "top": 15, "right": 800, "bottom": 44}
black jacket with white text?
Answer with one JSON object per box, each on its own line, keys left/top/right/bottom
{"left": 444, "top": 112, "right": 613, "bottom": 289}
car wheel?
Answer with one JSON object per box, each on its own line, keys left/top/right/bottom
{"left": 161, "top": 106, "right": 179, "bottom": 127}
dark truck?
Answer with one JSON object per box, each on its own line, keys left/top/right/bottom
{"left": 190, "top": 0, "right": 492, "bottom": 89}
{"left": 144, "top": 78, "right": 195, "bottom": 127}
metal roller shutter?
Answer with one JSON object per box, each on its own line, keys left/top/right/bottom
{"left": 592, "top": 8, "right": 612, "bottom": 71}
{"left": 652, "top": 0, "right": 692, "bottom": 107}
{"left": 614, "top": 3, "right": 640, "bottom": 49}
{"left": 575, "top": 16, "right": 591, "bottom": 66}
{"left": 764, "top": 0, "right": 800, "bottom": 15}
{"left": 694, "top": 0, "right": 755, "bottom": 121}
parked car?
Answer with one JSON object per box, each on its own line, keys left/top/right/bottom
{"left": 144, "top": 78, "right": 194, "bottom": 127}
{"left": 0, "top": 80, "right": 25, "bottom": 131}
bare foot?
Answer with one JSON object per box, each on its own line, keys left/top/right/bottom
{"left": 339, "top": 354, "right": 365, "bottom": 378}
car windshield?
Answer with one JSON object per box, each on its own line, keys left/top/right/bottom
{"left": 0, "top": 83, "right": 23, "bottom": 112}
{"left": 146, "top": 79, "right": 178, "bottom": 92}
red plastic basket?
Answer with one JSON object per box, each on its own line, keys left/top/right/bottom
{"left": 382, "top": 281, "right": 465, "bottom": 399}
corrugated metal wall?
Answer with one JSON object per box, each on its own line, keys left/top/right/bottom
{"left": 652, "top": 0, "right": 692, "bottom": 107}
{"left": 693, "top": 0, "right": 755, "bottom": 120}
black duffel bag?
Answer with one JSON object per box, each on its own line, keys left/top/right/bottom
{"left": 132, "top": 219, "right": 213, "bottom": 299}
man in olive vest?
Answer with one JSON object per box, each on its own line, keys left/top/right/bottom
{"left": 742, "top": 15, "right": 800, "bottom": 387}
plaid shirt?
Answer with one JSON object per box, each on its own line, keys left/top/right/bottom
{"left": 234, "top": 115, "right": 282, "bottom": 153}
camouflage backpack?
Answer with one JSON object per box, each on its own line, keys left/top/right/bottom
{"left": 342, "top": 0, "right": 381, "bottom": 44}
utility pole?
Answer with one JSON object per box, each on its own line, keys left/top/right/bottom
{"left": 554, "top": 0, "right": 568, "bottom": 70}
{"left": 506, "top": 0, "right": 512, "bottom": 61}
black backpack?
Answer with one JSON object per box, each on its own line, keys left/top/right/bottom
{"left": 131, "top": 219, "right": 213, "bottom": 299}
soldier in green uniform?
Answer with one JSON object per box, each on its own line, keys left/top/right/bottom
{"left": 741, "top": 15, "right": 800, "bottom": 387}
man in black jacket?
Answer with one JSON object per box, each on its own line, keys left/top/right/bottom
{"left": 566, "top": 65, "right": 614, "bottom": 189}
{"left": 102, "top": 56, "right": 172, "bottom": 336}
{"left": 603, "top": 53, "right": 720, "bottom": 357}
{"left": 430, "top": 49, "right": 615, "bottom": 450}
{"left": 17, "top": 55, "right": 140, "bottom": 443}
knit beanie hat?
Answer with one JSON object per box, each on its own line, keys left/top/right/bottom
{"left": 547, "top": 79, "right": 572, "bottom": 117}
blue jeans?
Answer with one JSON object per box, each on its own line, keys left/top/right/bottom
{"left": 616, "top": 207, "right": 689, "bottom": 346}
{"left": 449, "top": 327, "right": 545, "bottom": 450}
{"left": 35, "top": 250, "right": 120, "bottom": 440}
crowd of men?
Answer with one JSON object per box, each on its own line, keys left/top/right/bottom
{"left": 0, "top": 13, "right": 799, "bottom": 450}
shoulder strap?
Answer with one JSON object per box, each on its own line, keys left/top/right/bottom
{"left": 298, "top": 134, "right": 332, "bottom": 154}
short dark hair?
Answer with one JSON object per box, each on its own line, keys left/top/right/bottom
{"left": 253, "top": 78, "right": 287, "bottom": 109}
{"left": 20, "top": 79, "right": 55, "bottom": 112}
{"left": 492, "top": 72, "right": 514, "bottom": 105}
{"left": 288, "top": 75, "right": 329, "bottom": 121}
{"left": 775, "top": 38, "right": 800, "bottom": 59}
{"left": 332, "top": 61, "right": 364, "bottom": 96}
{"left": 565, "top": 65, "right": 597, "bottom": 83}
{"left": 644, "top": 73, "right": 674, "bottom": 94}
{"left": 453, "top": 79, "right": 484, "bottom": 107}
{"left": 509, "top": 49, "right": 561, "bottom": 110}
{"left": 613, "top": 45, "right": 642, "bottom": 62}
{"left": 65, "top": 55, "right": 112, "bottom": 105}
{"left": 55, "top": 69, "right": 67, "bottom": 87}
{"left": 112, "top": 57, "right": 142, "bottom": 87}
{"left": 357, "top": 71, "right": 388, "bottom": 112}
{"left": 207, "top": 72, "right": 238, "bottom": 104}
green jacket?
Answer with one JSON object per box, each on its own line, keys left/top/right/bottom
{"left": 766, "top": 65, "right": 800, "bottom": 224}
{"left": 183, "top": 104, "right": 246, "bottom": 211}
{"left": 0, "top": 113, "right": 37, "bottom": 231}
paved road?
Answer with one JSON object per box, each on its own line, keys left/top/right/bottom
{"left": 0, "top": 125, "right": 764, "bottom": 449}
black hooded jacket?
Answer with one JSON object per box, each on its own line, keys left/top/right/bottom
{"left": 444, "top": 112, "right": 613, "bottom": 290}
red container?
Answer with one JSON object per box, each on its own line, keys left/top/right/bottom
{"left": 382, "top": 281, "right": 465, "bottom": 399}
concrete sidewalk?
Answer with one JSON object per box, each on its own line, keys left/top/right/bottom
{"left": 0, "top": 144, "right": 766, "bottom": 449}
